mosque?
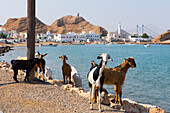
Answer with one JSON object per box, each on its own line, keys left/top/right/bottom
{"left": 106, "top": 23, "right": 131, "bottom": 42}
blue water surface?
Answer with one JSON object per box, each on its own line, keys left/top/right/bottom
{"left": 1, "top": 44, "right": 170, "bottom": 112}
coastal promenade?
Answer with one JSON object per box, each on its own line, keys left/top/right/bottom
{"left": 0, "top": 69, "right": 121, "bottom": 113}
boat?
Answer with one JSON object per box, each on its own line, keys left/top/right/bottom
{"left": 72, "top": 43, "right": 85, "bottom": 45}
{"left": 39, "top": 44, "right": 58, "bottom": 47}
{"left": 50, "top": 44, "right": 58, "bottom": 47}
{"left": 85, "top": 42, "right": 90, "bottom": 45}
{"left": 144, "top": 44, "right": 150, "bottom": 47}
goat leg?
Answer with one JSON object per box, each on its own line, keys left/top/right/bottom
{"left": 68, "top": 74, "right": 71, "bottom": 84}
{"left": 13, "top": 70, "right": 19, "bottom": 83}
{"left": 119, "top": 91, "right": 123, "bottom": 105}
{"left": 98, "top": 87, "right": 102, "bottom": 112}
{"left": 63, "top": 75, "right": 65, "bottom": 84}
{"left": 114, "top": 85, "right": 119, "bottom": 104}
{"left": 41, "top": 68, "right": 45, "bottom": 81}
{"left": 94, "top": 88, "right": 98, "bottom": 103}
{"left": 25, "top": 70, "right": 31, "bottom": 82}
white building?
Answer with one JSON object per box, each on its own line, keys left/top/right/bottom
{"left": 54, "top": 31, "right": 100, "bottom": 43}
{"left": 54, "top": 32, "right": 86, "bottom": 42}
{"left": 83, "top": 31, "right": 100, "bottom": 42}
{"left": 37, "top": 31, "right": 55, "bottom": 41}
{"left": 107, "top": 23, "right": 131, "bottom": 42}
{"left": 129, "top": 36, "right": 152, "bottom": 42}
{"left": 0, "top": 27, "right": 7, "bottom": 35}
{"left": 20, "top": 32, "right": 27, "bottom": 39}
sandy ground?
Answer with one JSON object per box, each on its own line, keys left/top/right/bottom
{"left": 0, "top": 70, "right": 123, "bottom": 113}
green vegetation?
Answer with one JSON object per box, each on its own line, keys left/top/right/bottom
{"left": 131, "top": 33, "right": 149, "bottom": 38}
{"left": 131, "top": 34, "right": 139, "bottom": 38}
{"left": 100, "top": 34, "right": 106, "bottom": 38}
{"left": 141, "top": 33, "right": 149, "bottom": 38}
{"left": 0, "top": 32, "right": 7, "bottom": 38}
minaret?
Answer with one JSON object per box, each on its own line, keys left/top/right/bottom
{"left": 118, "top": 23, "right": 121, "bottom": 35}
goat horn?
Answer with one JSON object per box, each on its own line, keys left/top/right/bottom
{"left": 98, "top": 54, "right": 102, "bottom": 55}
{"left": 43, "top": 53, "right": 47, "bottom": 56}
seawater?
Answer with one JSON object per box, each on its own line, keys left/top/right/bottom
{"left": 1, "top": 44, "right": 170, "bottom": 112}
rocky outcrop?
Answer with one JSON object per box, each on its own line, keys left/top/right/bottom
{"left": 0, "top": 46, "right": 12, "bottom": 54}
{"left": 49, "top": 15, "right": 108, "bottom": 35}
{"left": 1, "top": 17, "right": 48, "bottom": 34}
{"left": 1, "top": 15, "right": 108, "bottom": 35}
{"left": 122, "top": 98, "right": 165, "bottom": 113}
{"left": 152, "top": 30, "right": 170, "bottom": 42}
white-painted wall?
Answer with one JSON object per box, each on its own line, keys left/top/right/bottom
{"left": 55, "top": 31, "right": 100, "bottom": 42}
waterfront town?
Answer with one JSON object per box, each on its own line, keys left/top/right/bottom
{"left": 0, "top": 23, "right": 154, "bottom": 44}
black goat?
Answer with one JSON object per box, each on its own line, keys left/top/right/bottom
{"left": 11, "top": 58, "right": 40, "bottom": 83}
{"left": 35, "top": 52, "right": 47, "bottom": 80}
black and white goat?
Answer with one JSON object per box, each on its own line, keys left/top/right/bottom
{"left": 35, "top": 52, "right": 47, "bottom": 80}
{"left": 11, "top": 58, "right": 40, "bottom": 83}
{"left": 87, "top": 53, "right": 113, "bottom": 112}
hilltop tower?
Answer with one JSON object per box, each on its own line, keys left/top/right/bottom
{"left": 118, "top": 23, "right": 121, "bottom": 35}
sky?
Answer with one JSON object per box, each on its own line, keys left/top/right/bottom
{"left": 0, "top": 0, "right": 170, "bottom": 36}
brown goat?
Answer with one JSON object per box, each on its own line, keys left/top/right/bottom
{"left": 59, "top": 55, "right": 71, "bottom": 84}
{"left": 92, "top": 57, "right": 136, "bottom": 106}
{"left": 104, "top": 57, "right": 136, "bottom": 105}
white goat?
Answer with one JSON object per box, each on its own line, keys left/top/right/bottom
{"left": 71, "top": 66, "right": 82, "bottom": 87}
{"left": 87, "top": 53, "right": 113, "bottom": 112}
{"left": 45, "top": 67, "right": 53, "bottom": 80}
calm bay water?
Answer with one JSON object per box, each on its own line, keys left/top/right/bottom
{"left": 1, "top": 44, "right": 170, "bottom": 111}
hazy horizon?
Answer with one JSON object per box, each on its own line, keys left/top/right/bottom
{"left": 0, "top": 0, "right": 170, "bottom": 36}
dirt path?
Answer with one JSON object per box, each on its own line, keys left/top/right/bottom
{"left": 0, "top": 70, "right": 123, "bottom": 113}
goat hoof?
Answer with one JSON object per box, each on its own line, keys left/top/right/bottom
{"left": 99, "top": 109, "right": 103, "bottom": 112}
{"left": 120, "top": 106, "right": 125, "bottom": 111}
{"left": 13, "top": 77, "right": 19, "bottom": 83}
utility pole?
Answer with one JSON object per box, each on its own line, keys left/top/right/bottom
{"left": 27, "top": 0, "right": 35, "bottom": 80}
{"left": 142, "top": 24, "right": 144, "bottom": 35}
{"left": 137, "top": 25, "right": 138, "bottom": 35}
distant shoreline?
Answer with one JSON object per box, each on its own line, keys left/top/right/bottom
{"left": 0, "top": 41, "right": 170, "bottom": 55}
{"left": 0, "top": 41, "right": 170, "bottom": 48}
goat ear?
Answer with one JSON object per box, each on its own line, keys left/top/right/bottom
{"left": 98, "top": 54, "right": 102, "bottom": 55}
{"left": 97, "top": 56, "right": 102, "bottom": 59}
{"left": 43, "top": 53, "right": 47, "bottom": 57}
{"left": 124, "top": 58, "right": 128, "bottom": 60}
{"left": 59, "top": 56, "right": 62, "bottom": 58}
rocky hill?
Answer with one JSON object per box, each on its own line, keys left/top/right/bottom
{"left": 152, "top": 30, "right": 170, "bottom": 42}
{"left": 48, "top": 15, "right": 107, "bottom": 35}
{"left": 1, "top": 15, "right": 108, "bottom": 35}
{"left": 1, "top": 17, "right": 48, "bottom": 33}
